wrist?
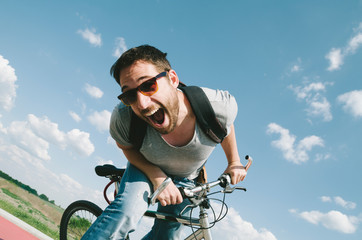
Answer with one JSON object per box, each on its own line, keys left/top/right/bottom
{"left": 151, "top": 176, "right": 169, "bottom": 189}
{"left": 227, "top": 159, "right": 242, "bottom": 167}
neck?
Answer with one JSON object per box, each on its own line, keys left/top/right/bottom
{"left": 162, "top": 91, "right": 196, "bottom": 146}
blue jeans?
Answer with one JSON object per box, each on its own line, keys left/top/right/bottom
{"left": 81, "top": 163, "right": 195, "bottom": 240}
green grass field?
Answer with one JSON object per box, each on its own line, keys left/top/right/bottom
{"left": 0, "top": 178, "right": 63, "bottom": 239}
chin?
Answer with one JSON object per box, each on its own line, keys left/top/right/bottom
{"left": 154, "top": 122, "right": 177, "bottom": 135}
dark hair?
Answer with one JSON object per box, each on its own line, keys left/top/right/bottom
{"left": 110, "top": 45, "right": 172, "bottom": 85}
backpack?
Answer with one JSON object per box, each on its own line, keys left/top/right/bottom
{"left": 129, "top": 85, "right": 227, "bottom": 150}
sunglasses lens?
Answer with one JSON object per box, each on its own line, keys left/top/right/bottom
{"left": 118, "top": 73, "right": 164, "bottom": 105}
{"left": 139, "top": 79, "right": 157, "bottom": 94}
{"left": 119, "top": 90, "right": 137, "bottom": 105}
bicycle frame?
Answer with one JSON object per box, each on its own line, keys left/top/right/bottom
{"left": 143, "top": 206, "right": 211, "bottom": 240}
{"left": 105, "top": 175, "right": 215, "bottom": 239}
{"left": 98, "top": 155, "right": 252, "bottom": 240}
{"left": 60, "top": 156, "right": 252, "bottom": 240}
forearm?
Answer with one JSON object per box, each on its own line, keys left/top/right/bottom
{"left": 118, "top": 143, "right": 182, "bottom": 206}
{"left": 119, "top": 144, "right": 167, "bottom": 187}
{"left": 221, "top": 124, "right": 247, "bottom": 184}
{"left": 221, "top": 124, "right": 241, "bottom": 165}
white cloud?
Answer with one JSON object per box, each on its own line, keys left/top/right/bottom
{"left": 0, "top": 140, "right": 101, "bottom": 208}
{"left": 59, "top": 173, "right": 82, "bottom": 192}
{"left": 113, "top": 37, "right": 127, "bottom": 58}
{"left": 320, "top": 196, "right": 332, "bottom": 202}
{"left": 321, "top": 196, "right": 357, "bottom": 210}
{"left": 326, "top": 23, "right": 362, "bottom": 71}
{"left": 0, "top": 55, "right": 18, "bottom": 111}
{"left": 290, "top": 58, "right": 302, "bottom": 73}
{"left": 290, "top": 209, "right": 360, "bottom": 234}
{"left": 129, "top": 204, "right": 277, "bottom": 240}
{"left": 85, "top": 83, "right": 103, "bottom": 99}
{"left": 27, "top": 114, "right": 66, "bottom": 148}
{"left": 2, "top": 114, "right": 94, "bottom": 159}
{"left": 326, "top": 48, "right": 343, "bottom": 71}
{"left": 0, "top": 114, "right": 6, "bottom": 134}
{"left": 334, "top": 196, "right": 357, "bottom": 210}
{"left": 87, "top": 110, "right": 111, "bottom": 132}
{"left": 210, "top": 205, "right": 277, "bottom": 240}
{"left": 95, "top": 157, "right": 114, "bottom": 166}
{"left": 0, "top": 143, "right": 32, "bottom": 167}
{"left": 289, "top": 81, "right": 333, "bottom": 122}
{"left": 77, "top": 28, "right": 102, "bottom": 47}
{"left": 307, "top": 98, "right": 332, "bottom": 122}
{"left": 107, "top": 136, "right": 116, "bottom": 145}
{"left": 267, "top": 123, "right": 325, "bottom": 164}
{"left": 337, "top": 90, "right": 362, "bottom": 118}
{"left": 345, "top": 33, "right": 362, "bottom": 55}
{"left": 66, "top": 129, "right": 95, "bottom": 156}
{"left": 315, "top": 153, "right": 331, "bottom": 162}
{"left": 69, "top": 111, "right": 82, "bottom": 122}
{"left": 291, "top": 65, "right": 301, "bottom": 72}
{"left": 7, "top": 120, "right": 51, "bottom": 161}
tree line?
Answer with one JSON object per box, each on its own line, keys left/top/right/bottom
{"left": 0, "top": 170, "right": 55, "bottom": 204}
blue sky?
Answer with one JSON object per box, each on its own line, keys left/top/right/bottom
{"left": 1, "top": 1, "right": 362, "bottom": 239}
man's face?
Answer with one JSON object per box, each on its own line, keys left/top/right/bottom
{"left": 119, "top": 60, "right": 179, "bottom": 134}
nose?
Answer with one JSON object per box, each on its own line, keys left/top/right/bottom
{"left": 136, "top": 91, "right": 151, "bottom": 110}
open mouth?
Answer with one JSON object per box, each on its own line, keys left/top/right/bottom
{"left": 147, "top": 108, "right": 165, "bottom": 125}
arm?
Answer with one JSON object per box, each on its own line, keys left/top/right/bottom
{"left": 221, "top": 124, "right": 247, "bottom": 185}
{"left": 116, "top": 142, "right": 183, "bottom": 206}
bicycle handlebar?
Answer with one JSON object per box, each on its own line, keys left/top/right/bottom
{"left": 181, "top": 155, "right": 252, "bottom": 198}
{"left": 244, "top": 155, "right": 253, "bottom": 171}
{"left": 148, "top": 174, "right": 230, "bottom": 205}
{"left": 99, "top": 155, "right": 252, "bottom": 206}
{"left": 180, "top": 175, "right": 227, "bottom": 199}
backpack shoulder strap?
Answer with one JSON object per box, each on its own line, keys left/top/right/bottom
{"left": 128, "top": 85, "right": 228, "bottom": 150}
{"left": 179, "top": 86, "right": 227, "bottom": 143}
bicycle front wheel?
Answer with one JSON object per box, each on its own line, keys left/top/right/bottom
{"left": 59, "top": 200, "right": 103, "bottom": 240}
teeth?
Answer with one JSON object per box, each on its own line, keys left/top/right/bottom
{"left": 144, "top": 108, "right": 159, "bottom": 117}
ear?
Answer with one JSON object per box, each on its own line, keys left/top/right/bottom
{"left": 168, "top": 69, "right": 179, "bottom": 88}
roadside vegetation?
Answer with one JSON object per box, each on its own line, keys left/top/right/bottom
{"left": 0, "top": 171, "right": 63, "bottom": 239}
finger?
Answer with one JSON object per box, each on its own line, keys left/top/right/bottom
{"left": 232, "top": 175, "right": 238, "bottom": 185}
{"left": 160, "top": 199, "right": 167, "bottom": 206}
{"left": 170, "top": 191, "right": 182, "bottom": 205}
{"left": 240, "top": 171, "right": 247, "bottom": 182}
{"left": 176, "top": 193, "right": 183, "bottom": 204}
{"left": 170, "top": 195, "right": 177, "bottom": 205}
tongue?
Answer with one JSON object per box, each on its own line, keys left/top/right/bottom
{"left": 151, "top": 109, "right": 164, "bottom": 124}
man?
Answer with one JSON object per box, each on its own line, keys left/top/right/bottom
{"left": 81, "top": 45, "right": 247, "bottom": 239}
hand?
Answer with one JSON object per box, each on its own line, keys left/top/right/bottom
{"left": 224, "top": 162, "right": 247, "bottom": 185}
{"left": 154, "top": 181, "right": 183, "bottom": 206}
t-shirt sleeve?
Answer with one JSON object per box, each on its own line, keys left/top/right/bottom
{"left": 201, "top": 87, "right": 238, "bottom": 136}
{"left": 109, "top": 103, "right": 133, "bottom": 147}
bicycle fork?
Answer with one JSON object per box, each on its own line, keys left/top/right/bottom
{"left": 185, "top": 206, "right": 212, "bottom": 240}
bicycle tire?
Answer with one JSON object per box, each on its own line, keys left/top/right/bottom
{"left": 59, "top": 200, "right": 103, "bottom": 240}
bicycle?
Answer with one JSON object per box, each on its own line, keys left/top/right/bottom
{"left": 59, "top": 155, "right": 252, "bottom": 240}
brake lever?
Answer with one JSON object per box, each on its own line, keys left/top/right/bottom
{"left": 222, "top": 185, "right": 246, "bottom": 193}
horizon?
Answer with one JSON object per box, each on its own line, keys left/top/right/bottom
{"left": 1, "top": 1, "right": 362, "bottom": 239}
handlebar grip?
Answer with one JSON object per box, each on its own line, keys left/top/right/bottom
{"left": 219, "top": 174, "right": 231, "bottom": 188}
{"left": 244, "top": 155, "right": 253, "bottom": 171}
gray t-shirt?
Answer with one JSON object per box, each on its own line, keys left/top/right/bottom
{"left": 109, "top": 87, "right": 238, "bottom": 179}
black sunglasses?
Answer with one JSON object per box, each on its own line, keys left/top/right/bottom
{"left": 118, "top": 71, "right": 167, "bottom": 106}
